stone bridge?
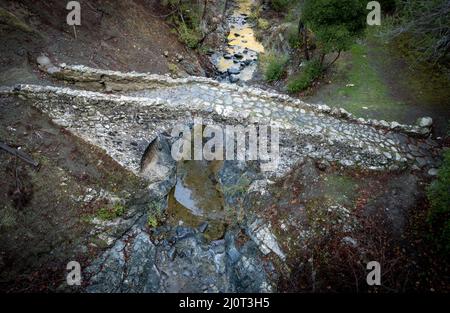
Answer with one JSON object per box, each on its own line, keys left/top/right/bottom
{"left": 0, "top": 63, "right": 443, "bottom": 293}
{"left": 0, "top": 63, "right": 441, "bottom": 179}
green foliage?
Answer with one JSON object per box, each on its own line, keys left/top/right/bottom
{"left": 164, "top": 0, "right": 203, "bottom": 49}
{"left": 257, "top": 18, "right": 270, "bottom": 30}
{"left": 146, "top": 201, "right": 165, "bottom": 228}
{"left": 178, "top": 21, "right": 201, "bottom": 49}
{"left": 387, "top": 0, "right": 449, "bottom": 65}
{"left": 427, "top": 149, "right": 450, "bottom": 255}
{"left": 147, "top": 214, "right": 158, "bottom": 228}
{"left": 270, "top": 0, "right": 291, "bottom": 12}
{"left": 287, "top": 24, "right": 302, "bottom": 49}
{"left": 302, "top": 0, "right": 366, "bottom": 54}
{"left": 97, "top": 203, "right": 126, "bottom": 220}
{"left": 378, "top": 0, "right": 397, "bottom": 12}
{"left": 287, "top": 59, "right": 323, "bottom": 93}
{"left": 262, "top": 53, "right": 289, "bottom": 82}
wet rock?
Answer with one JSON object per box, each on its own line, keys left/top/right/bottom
{"left": 168, "top": 246, "right": 177, "bottom": 261}
{"left": 176, "top": 226, "right": 194, "bottom": 239}
{"left": 229, "top": 74, "right": 239, "bottom": 83}
{"left": 140, "top": 134, "right": 176, "bottom": 197}
{"left": 198, "top": 222, "right": 208, "bottom": 233}
{"left": 227, "top": 67, "right": 240, "bottom": 75}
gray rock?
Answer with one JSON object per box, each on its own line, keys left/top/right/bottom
{"left": 168, "top": 246, "right": 177, "bottom": 261}
{"left": 229, "top": 74, "right": 240, "bottom": 83}
{"left": 227, "top": 67, "right": 240, "bottom": 75}
{"left": 428, "top": 168, "right": 439, "bottom": 176}
{"left": 417, "top": 117, "right": 433, "bottom": 128}
{"left": 198, "top": 222, "right": 208, "bottom": 233}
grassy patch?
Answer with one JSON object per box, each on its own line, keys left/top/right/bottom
{"left": 146, "top": 200, "right": 166, "bottom": 228}
{"left": 261, "top": 53, "right": 289, "bottom": 82}
{"left": 287, "top": 59, "right": 323, "bottom": 93}
{"left": 96, "top": 203, "right": 126, "bottom": 220}
{"left": 310, "top": 41, "right": 406, "bottom": 120}
{"left": 257, "top": 18, "right": 270, "bottom": 30}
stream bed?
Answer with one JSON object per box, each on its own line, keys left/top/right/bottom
{"left": 211, "top": 0, "right": 264, "bottom": 83}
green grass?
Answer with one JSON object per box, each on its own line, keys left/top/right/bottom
{"left": 96, "top": 203, "right": 126, "bottom": 220}
{"left": 310, "top": 41, "right": 406, "bottom": 120}
{"left": 146, "top": 200, "right": 165, "bottom": 228}
{"left": 287, "top": 59, "right": 323, "bottom": 93}
{"left": 261, "top": 53, "right": 289, "bottom": 82}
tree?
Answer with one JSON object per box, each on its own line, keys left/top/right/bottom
{"left": 302, "top": 0, "right": 367, "bottom": 68}
{"left": 388, "top": 0, "right": 450, "bottom": 66}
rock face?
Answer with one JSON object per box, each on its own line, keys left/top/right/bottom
{"left": 85, "top": 226, "right": 275, "bottom": 293}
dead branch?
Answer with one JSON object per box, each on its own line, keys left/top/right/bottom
{"left": 0, "top": 141, "right": 39, "bottom": 167}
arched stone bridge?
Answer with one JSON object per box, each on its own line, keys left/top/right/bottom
{"left": 0, "top": 63, "right": 443, "bottom": 293}
{"left": 0, "top": 63, "right": 441, "bottom": 178}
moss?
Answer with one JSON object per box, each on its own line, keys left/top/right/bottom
{"left": 96, "top": 203, "right": 126, "bottom": 220}
{"left": 178, "top": 23, "right": 201, "bottom": 49}
{"left": 222, "top": 175, "right": 252, "bottom": 198}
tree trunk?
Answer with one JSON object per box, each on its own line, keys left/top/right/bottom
{"left": 299, "top": 20, "right": 310, "bottom": 61}
{"left": 324, "top": 50, "right": 341, "bottom": 70}
{"left": 319, "top": 52, "right": 325, "bottom": 68}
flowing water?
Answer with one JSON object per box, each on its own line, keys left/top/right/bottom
{"left": 212, "top": 0, "right": 265, "bottom": 82}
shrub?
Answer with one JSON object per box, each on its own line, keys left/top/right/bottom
{"left": 287, "top": 24, "right": 302, "bottom": 49}
{"left": 387, "top": 0, "right": 449, "bottom": 65}
{"left": 287, "top": 59, "right": 323, "bottom": 93}
{"left": 302, "top": 0, "right": 366, "bottom": 57}
{"left": 427, "top": 149, "right": 450, "bottom": 255}
{"left": 270, "top": 0, "right": 291, "bottom": 12}
{"left": 257, "top": 18, "right": 270, "bottom": 30}
{"left": 178, "top": 23, "right": 201, "bottom": 49}
{"left": 97, "top": 203, "right": 126, "bottom": 220}
{"left": 262, "top": 53, "right": 289, "bottom": 82}
{"left": 379, "top": 0, "right": 397, "bottom": 13}
{"left": 146, "top": 200, "right": 165, "bottom": 228}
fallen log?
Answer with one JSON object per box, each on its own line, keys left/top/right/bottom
{"left": 0, "top": 141, "right": 39, "bottom": 167}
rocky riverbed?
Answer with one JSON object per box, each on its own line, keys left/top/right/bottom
{"left": 211, "top": 0, "right": 264, "bottom": 83}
